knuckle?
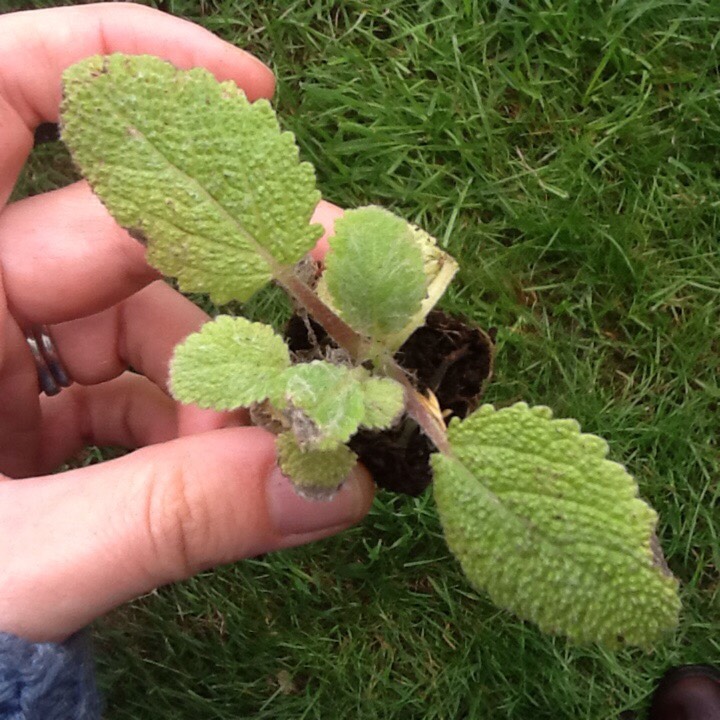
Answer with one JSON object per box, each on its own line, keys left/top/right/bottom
{"left": 139, "top": 461, "right": 210, "bottom": 581}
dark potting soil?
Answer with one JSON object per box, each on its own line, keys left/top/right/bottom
{"left": 284, "top": 310, "right": 494, "bottom": 496}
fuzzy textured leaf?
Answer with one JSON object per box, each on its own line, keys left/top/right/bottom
{"left": 316, "top": 219, "right": 459, "bottom": 351}
{"left": 282, "top": 361, "right": 404, "bottom": 449}
{"left": 323, "top": 206, "right": 427, "bottom": 338}
{"left": 61, "top": 54, "right": 322, "bottom": 304}
{"left": 432, "top": 403, "right": 680, "bottom": 648}
{"left": 170, "top": 316, "right": 290, "bottom": 410}
{"left": 277, "top": 432, "right": 357, "bottom": 496}
{"left": 358, "top": 372, "right": 405, "bottom": 429}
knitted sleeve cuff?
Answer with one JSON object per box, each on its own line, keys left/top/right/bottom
{"left": 0, "top": 630, "right": 102, "bottom": 720}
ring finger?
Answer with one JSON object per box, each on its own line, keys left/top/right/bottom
{"left": 48, "top": 279, "right": 243, "bottom": 434}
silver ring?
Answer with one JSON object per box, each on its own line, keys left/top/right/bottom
{"left": 25, "top": 325, "right": 73, "bottom": 396}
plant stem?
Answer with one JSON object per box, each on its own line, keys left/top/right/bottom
{"left": 277, "top": 270, "right": 369, "bottom": 358}
{"left": 382, "top": 357, "right": 451, "bottom": 454}
{"left": 277, "top": 266, "right": 451, "bottom": 455}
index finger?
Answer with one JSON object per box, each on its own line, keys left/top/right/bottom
{"left": 0, "top": 2, "right": 275, "bottom": 206}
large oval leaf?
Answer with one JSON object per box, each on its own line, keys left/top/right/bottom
{"left": 61, "top": 54, "right": 322, "bottom": 304}
{"left": 432, "top": 403, "right": 680, "bottom": 648}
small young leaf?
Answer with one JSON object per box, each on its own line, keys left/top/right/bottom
{"left": 323, "top": 207, "right": 427, "bottom": 338}
{"left": 381, "top": 224, "right": 459, "bottom": 351}
{"left": 358, "top": 372, "right": 405, "bottom": 429}
{"left": 277, "top": 432, "right": 357, "bottom": 496}
{"left": 282, "top": 361, "right": 404, "bottom": 449}
{"left": 432, "top": 403, "right": 680, "bottom": 648}
{"left": 283, "top": 362, "right": 365, "bottom": 449}
{"left": 61, "top": 54, "right": 322, "bottom": 304}
{"left": 170, "top": 316, "right": 290, "bottom": 410}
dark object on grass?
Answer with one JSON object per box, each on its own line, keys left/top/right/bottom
{"left": 648, "top": 665, "right": 720, "bottom": 720}
{"left": 286, "top": 309, "right": 494, "bottom": 496}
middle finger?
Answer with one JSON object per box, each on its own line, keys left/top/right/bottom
{"left": 51, "top": 280, "right": 206, "bottom": 390}
{"left": 48, "top": 280, "right": 239, "bottom": 439}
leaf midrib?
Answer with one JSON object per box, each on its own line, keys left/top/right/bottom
{"left": 446, "top": 453, "right": 657, "bottom": 568}
{"left": 105, "top": 94, "right": 286, "bottom": 277}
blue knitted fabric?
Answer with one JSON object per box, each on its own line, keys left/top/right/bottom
{"left": 0, "top": 631, "right": 101, "bottom": 719}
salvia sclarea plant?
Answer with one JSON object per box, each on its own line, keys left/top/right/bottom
{"left": 59, "top": 54, "right": 680, "bottom": 648}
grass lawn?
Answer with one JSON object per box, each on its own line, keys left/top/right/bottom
{"left": 7, "top": 0, "right": 720, "bottom": 717}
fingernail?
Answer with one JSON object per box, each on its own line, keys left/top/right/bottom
{"left": 266, "top": 466, "right": 366, "bottom": 537}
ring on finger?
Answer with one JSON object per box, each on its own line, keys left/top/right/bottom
{"left": 24, "top": 325, "right": 73, "bottom": 396}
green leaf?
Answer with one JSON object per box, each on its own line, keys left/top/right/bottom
{"left": 170, "top": 316, "right": 290, "bottom": 410}
{"left": 282, "top": 361, "right": 404, "bottom": 449}
{"left": 61, "top": 54, "right": 322, "bottom": 304}
{"left": 277, "top": 432, "right": 357, "bottom": 496}
{"left": 317, "top": 217, "right": 459, "bottom": 352}
{"left": 323, "top": 206, "right": 427, "bottom": 339}
{"left": 283, "top": 362, "right": 364, "bottom": 449}
{"left": 431, "top": 403, "right": 680, "bottom": 648}
{"left": 358, "top": 372, "right": 405, "bottom": 429}
{"left": 381, "top": 224, "right": 459, "bottom": 350}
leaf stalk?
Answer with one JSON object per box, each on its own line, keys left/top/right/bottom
{"left": 277, "top": 268, "right": 452, "bottom": 455}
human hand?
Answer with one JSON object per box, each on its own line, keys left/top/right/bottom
{"left": 0, "top": 3, "right": 373, "bottom": 643}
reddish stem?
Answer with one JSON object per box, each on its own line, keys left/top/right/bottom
{"left": 278, "top": 271, "right": 368, "bottom": 358}
{"left": 383, "top": 357, "right": 451, "bottom": 454}
{"left": 278, "top": 268, "right": 451, "bottom": 455}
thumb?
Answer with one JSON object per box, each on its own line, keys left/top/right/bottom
{"left": 0, "top": 427, "right": 374, "bottom": 642}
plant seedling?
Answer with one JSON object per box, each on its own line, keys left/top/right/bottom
{"left": 59, "top": 54, "right": 680, "bottom": 649}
